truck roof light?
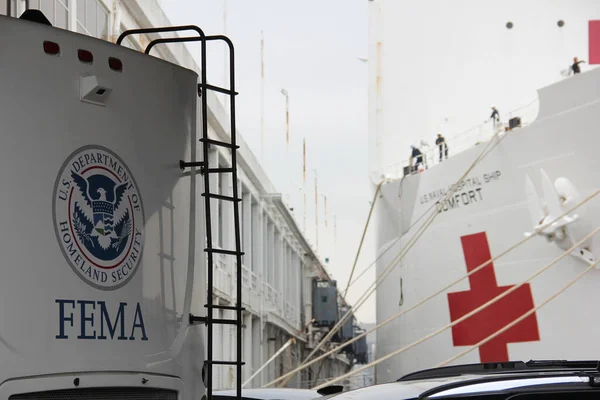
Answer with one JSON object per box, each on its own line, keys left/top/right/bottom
{"left": 78, "top": 49, "right": 94, "bottom": 64}
{"left": 43, "top": 41, "right": 60, "bottom": 55}
{"left": 109, "top": 57, "right": 123, "bottom": 72}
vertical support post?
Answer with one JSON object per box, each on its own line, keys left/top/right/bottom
{"left": 281, "top": 89, "right": 290, "bottom": 152}
{"left": 285, "top": 94, "right": 290, "bottom": 145}
{"left": 333, "top": 215, "right": 337, "bottom": 267}
{"left": 302, "top": 138, "right": 307, "bottom": 233}
{"left": 223, "top": 0, "right": 229, "bottom": 110}
{"left": 244, "top": 313, "right": 253, "bottom": 383}
{"left": 199, "top": 30, "right": 214, "bottom": 400}
{"left": 260, "top": 31, "right": 265, "bottom": 163}
{"left": 314, "top": 170, "right": 318, "bottom": 251}
{"left": 322, "top": 194, "right": 327, "bottom": 229}
{"left": 226, "top": 38, "right": 244, "bottom": 400}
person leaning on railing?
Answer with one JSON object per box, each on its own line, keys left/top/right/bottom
{"left": 489, "top": 106, "right": 500, "bottom": 127}
{"left": 409, "top": 145, "right": 423, "bottom": 173}
{"left": 435, "top": 133, "right": 448, "bottom": 162}
{"left": 571, "top": 57, "right": 586, "bottom": 75}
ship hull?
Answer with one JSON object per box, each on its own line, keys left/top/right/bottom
{"left": 374, "top": 68, "right": 600, "bottom": 382}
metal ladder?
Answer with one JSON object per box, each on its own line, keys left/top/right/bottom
{"left": 117, "top": 26, "right": 244, "bottom": 400}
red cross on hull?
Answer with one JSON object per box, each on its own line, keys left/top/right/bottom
{"left": 447, "top": 232, "right": 540, "bottom": 362}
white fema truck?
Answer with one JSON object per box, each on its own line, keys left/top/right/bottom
{"left": 0, "top": 9, "right": 245, "bottom": 400}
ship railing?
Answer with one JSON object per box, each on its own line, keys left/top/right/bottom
{"left": 283, "top": 302, "right": 299, "bottom": 328}
{"left": 264, "top": 282, "right": 276, "bottom": 305}
{"left": 250, "top": 271, "right": 259, "bottom": 291}
{"left": 290, "top": 304, "right": 299, "bottom": 328}
{"left": 241, "top": 264, "right": 250, "bottom": 288}
{"left": 215, "top": 247, "right": 227, "bottom": 270}
{"left": 380, "top": 98, "right": 540, "bottom": 180}
{"left": 274, "top": 291, "right": 282, "bottom": 314}
{"left": 264, "top": 282, "right": 271, "bottom": 302}
{"left": 207, "top": 250, "right": 298, "bottom": 326}
{"left": 206, "top": 248, "right": 232, "bottom": 297}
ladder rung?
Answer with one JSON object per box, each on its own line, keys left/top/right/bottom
{"left": 205, "top": 304, "right": 245, "bottom": 311}
{"left": 207, "top": 167, "right": 233, "bottom": 173}
{"left": 201, "top": 193, "right": 241, "bottom": 202}
{"left": 205, "top": 248, "right": 244, "bottom": 256}
{"left": 206, "top": 360, "right": 245, "bottom": 366}
{"left": 213, "top": 318, "right": 241, "bottom": 325}
{"left": 199, "top": 83, "right": 239, "bottom": 96}
{"left": 189, "top": 315, "right": 245, "bottom": 326}
{"left": 200, "top": 138, "right": 239, "bottom": 149}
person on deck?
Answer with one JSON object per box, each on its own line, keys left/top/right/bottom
{"left": 435, "top": 133, "right": 448, "bottom": 162}
{"left": 489, "top": 106, "right": 499, "bottom": 122}
{"left": 489, "top": 106, "right": 500, "bottom": 130}
{"left": 410, "top": 145, "right": 423, "bottom": 173}
{"left": 571, "top": 57, "right": 586, "bottom": 75}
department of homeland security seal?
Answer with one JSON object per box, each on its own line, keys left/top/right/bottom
{"left": 53, "top": 145, "right": 145, "bottom": 290}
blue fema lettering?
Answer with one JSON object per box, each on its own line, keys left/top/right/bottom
{"left": 98, "top": 301, "right": 127, "bottom": 340}
{"left": 130, "top": 302, "right": 148, "bottom": 341}
{"left": 56, "top": 299, "right": 148, "bottom": 341}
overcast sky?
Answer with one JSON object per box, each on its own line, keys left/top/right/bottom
{"left": 158, "top": 0, "right": 376, "bottom": 323}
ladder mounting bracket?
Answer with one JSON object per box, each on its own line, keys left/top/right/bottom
{"left": 189, "top": 313, "right": 207, "bottom": 325}
{"left": 179, "top": 160, "right": 205, "bottom": 172}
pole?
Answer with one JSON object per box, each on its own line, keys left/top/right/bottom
{"left": 303, "top": 138, "right": 307, "bottom": 232}
{"left": 314, "top": 170, "right": 318, "bottom": 252}
{"left": 285, "top": 93, "right": 290, "bottom": 146}
{"left": 322, "top": 194, "right": 327, "bottom": 229}
{"left": 333, "top": 215, "right": 337, "bottom": 265}
{"left": 260, "top": 30, "right": 265, "bottom": 163}
{"left": 223, "top": 0, "right": 229, "bottom": 110}
{"left": 281, "top": 89, "right": 290, "bottom": 152}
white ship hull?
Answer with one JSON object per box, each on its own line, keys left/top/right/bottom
{"left": 370, "top": 0, "right": 600, "bottom": 383}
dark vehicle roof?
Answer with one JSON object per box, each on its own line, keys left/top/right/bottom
{"left": 398, "top": 360, "right": 600, "bottom": 381}
{"left": 326, "top": 360, "right": 600, "bottom": 400}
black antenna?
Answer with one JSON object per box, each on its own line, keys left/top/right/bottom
{"left": 19, "top": 9, "right": 52, "bottom": 26}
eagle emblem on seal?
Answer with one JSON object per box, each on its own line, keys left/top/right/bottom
{"left": 71, "top": 170, "right": 132, "bottom": 258}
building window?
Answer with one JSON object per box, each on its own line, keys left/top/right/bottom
{"left": 24, "top": 0, "right": 68, "bottom": 30}
{"left": 76, "top": 0, "right": 109, "bottom": 40}
{"left": 55, "top": 0, "right": 68, "bottom": 30}
{"left": 17, "top": 0, "right": 110, "bottom": 37}
{"left": 0, "top": 0, "right": 15, "bottom": 16}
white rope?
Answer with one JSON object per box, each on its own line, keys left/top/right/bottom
{"left": 243, "top": 338, "right": 294, "bottom": 387}
{"left": 268, "top": 131, "right": 505, "bottom": 388}
{"left": 267, "top": 187, "right": 600, "bottom": 388}
{"left": 343, "top": 182, "right": 383, "bottom": 298}
{"left": 312, "top": 223, "right": 600, "bottom": 390}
